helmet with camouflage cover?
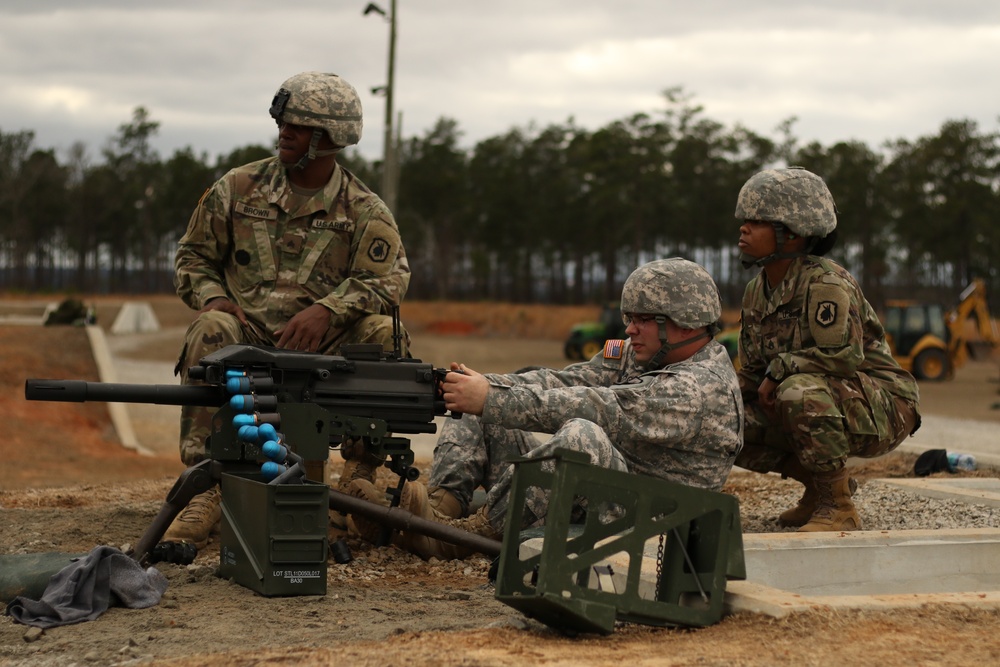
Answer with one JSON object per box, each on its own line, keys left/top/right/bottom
{"left": 734, "top": 166, "right": 837, "bottom": 238}
{"left": 269, "top": 72, "right": 363, "bottom": 148}
{"left": 621, "top": 258, "right": 722, "bottom": 329}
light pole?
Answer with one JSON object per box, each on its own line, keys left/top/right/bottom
{"left": 363, "top": 1, "right": 398, "bottom": 213}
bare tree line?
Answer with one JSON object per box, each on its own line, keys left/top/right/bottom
{"left": 2, "top": 91, "right": 998, "bottom": 311}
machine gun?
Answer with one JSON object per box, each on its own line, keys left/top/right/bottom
{"left": 25, "top": 324, "right": 461, "bottom": 566}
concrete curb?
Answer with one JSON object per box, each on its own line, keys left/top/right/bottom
{"left": 520, "top": 526, "right": 1000, "bottom": 619}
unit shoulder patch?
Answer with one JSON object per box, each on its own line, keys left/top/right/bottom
{"left": 352, "top": 217, "right": 400, "bottom": 274}
{"left": 808, "top": 282, "right": 850, "bottom": 347}
{"left": 367, "top": 237, "right": 391, "bottom": 263}
{"left": 815, "top": 300, "right": 838, "bottom": 326}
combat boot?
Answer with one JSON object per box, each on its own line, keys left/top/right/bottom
{"left": 335, "top": 438, "right": 385, "bottom": 491}
{"left": 798, "top": 467, "right": 862, "bottom": 532}
{"left": 344, "top": 478, "right": 432, "bottom": 544}
{"left": 345, "top": 478, "right": 391, "bottom": 544}
{"left": 404, "top": 505, "right": 500, "bottom": 561}
{"left": 778, "top": 458, "right": 858, "bottom": 528}
{"left": 162, "top": 486, "right": 222, "bottom": 549}
{"left": 337, "top": 453, "right": 384, "bottom": 490}
{"left": 347, "top": 480, "right": 500, "bottom": 560}
{"left": 776, "top": 457, "right": 817, "bottom": 528}
{"left": 331, "top": 439, "right": 385, "bottom": 538}
{"left": 427, "top": 486, "right": 463, "bottom": 519}
{"left": 394, "top": 482, "right": 499, "bottom": 560}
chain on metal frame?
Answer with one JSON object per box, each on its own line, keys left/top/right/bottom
{"left": 655, "top": 533, "right": 665, "bottom": 599}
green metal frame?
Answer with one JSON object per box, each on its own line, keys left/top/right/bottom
{"left": 494, "top": 449, "right": 745, "bottom": 635}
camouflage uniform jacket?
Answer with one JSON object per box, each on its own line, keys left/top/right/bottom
{"left": 479, "top": 339, "right": 743, "bottom": 490}
{"left": 174, "top": 157, "right": 409, "bottom": 333}
{"left": 738, "top": 255, "right": 919, "bottom": 404}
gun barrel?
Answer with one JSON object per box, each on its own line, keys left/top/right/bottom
{"left": 25, "top": 379, "right": 225, "bottom": 407}
{"left": 328, "top": 488, "right": 502, "bottom": 559}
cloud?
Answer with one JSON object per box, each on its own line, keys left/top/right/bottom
{"left": 1, "top": 1, "right": 997, "bottom": 163}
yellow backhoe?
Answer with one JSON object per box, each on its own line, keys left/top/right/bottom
{"left": 883, "top": 278, "right": 999, "bottom": 380}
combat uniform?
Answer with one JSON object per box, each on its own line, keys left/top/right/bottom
{"left": 173, "top": 156, "right": 410, "bottom": 465}
{"left": 429, "top": 337, "right": 743, "bottom": 531}
{"left": 735, "top": 255, "right": 920, "bottom": 474}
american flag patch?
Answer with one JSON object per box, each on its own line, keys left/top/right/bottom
{"left": 603, "top": 339, "right": 624, "bottom": 359}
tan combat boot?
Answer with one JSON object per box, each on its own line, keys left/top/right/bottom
{"left": 776, "top": 458, "right": 818, "bottom": 528}
{"left": 395, "top": 482, "right": 500, "bottom": 560}
{"left": 335, "top": 438, "right": 385, "bottom": 491}
{"left": 778, "top": 458, "right": 858, "bottom": 528}
{"left": 798, "top": 467, "right": 862, "bottom": 532}
{"left": 344, "top": 481, "right": 463, "bottom": 541}
{"left": 427, "top": 486, "right": 463, "bottom": 519}
{"left": 162, "top": 486, "right": 222, "bottom": 549}
{"left": 345, "top": 478, "right": 391, "bottom": 543}
{"left": 347, "top": 480, "right": 499, "bottom": 560}
{"left": 331, "top": 438, "right": 385, "bottom": 538}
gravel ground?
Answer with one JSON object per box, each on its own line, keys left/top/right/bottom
{"left": 734, "top": 473, "right": 1000, "bottom": 534}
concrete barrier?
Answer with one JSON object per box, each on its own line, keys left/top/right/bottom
{"left": 111, "top": 302, "right": 161, "bottom": 334}
{"left": 85, "top": 325, "right": 152, "bottom": 456}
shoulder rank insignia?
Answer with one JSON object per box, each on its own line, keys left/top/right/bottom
{"left": 603, "top": 339, "right": 624, "bottom": 359}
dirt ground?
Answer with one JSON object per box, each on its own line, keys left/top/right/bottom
{"left": 2, "top": 296, "right": 1000, "bottom": 666}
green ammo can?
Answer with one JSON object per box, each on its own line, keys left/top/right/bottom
{"left": 218, "top": 472, "right": 329, "bottom": 597}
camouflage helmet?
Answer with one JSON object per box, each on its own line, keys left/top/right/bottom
{"left": 620, "top": 258, "right": 722, "bottom": 329}
{"left": 735, "top": 167, "right": 837, "bottom": 237}
{"left": 269, "top": 72, "right": 363, "bottom": 147}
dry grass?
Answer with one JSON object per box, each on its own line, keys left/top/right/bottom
{"left": 2, "top": 294, "right": 745, "bottom": 343}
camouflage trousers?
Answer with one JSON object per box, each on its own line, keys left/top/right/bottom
{"left": 427, "top": 414, "right": 629, "bottom": 532}
{"left": 175, "top": 309, "right": 407, "bottom": 466}
{"left": 736, "top": 372, "right": 920, "bottom": 474}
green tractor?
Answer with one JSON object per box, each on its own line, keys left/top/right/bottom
{"left": 564, "top": 303, "right": 627, "bottom": 361}
{"left": 715, "top": 327, "right": 741, "bottom": 364}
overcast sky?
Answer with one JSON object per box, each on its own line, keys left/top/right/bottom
{"left": 2, "top": 1, "right": 998, "bottom": 165}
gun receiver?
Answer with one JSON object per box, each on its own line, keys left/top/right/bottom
{"left": 26, "top": 344, "right": 446, "bottom": 435}
{"left": 25, "top": 342, "right": 457, "bottom": 564}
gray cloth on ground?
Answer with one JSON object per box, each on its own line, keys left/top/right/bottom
{"left": 5, "top": 545, "right": 169, "bottom": 628}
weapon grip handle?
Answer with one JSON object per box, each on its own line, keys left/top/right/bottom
{"left": 433, "top": 367, "right": 464, "bottom": 419}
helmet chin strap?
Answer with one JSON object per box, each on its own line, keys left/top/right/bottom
{"left": 288, "top": 129, "right": 341, "bottom": 170}
{"left": 740, "top": 223, "right": 814, "bottom": 269}
{"left": 644, "top": 324, "right": 713, "bottom": 370}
